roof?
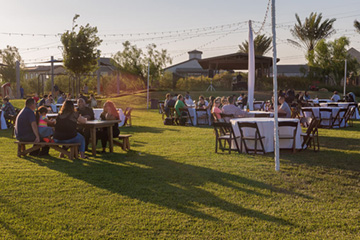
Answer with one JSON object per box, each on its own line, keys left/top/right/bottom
{"left": 188, "top": 49, "right": 203, "bottom": 54}
{"left": 163, "top": 59, "right": 198, "bottom": 71}
{"left": 198, "top": 52, "right": 279, "bottom": 70}
{"left": 274, "top": 64, "right": 308, "bottom": 74}
{"left": 348, "top": 47, "right": 360, "bottom": 62}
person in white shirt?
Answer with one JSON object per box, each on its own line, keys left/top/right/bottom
{"left": 185, "top": 95, "right": 194, "bottom": 106}
{"left": 331, "top": 91, "right": 341, "bottom": 102}
{"left": 278, "top": 96, "right": 291, "bottom": 118}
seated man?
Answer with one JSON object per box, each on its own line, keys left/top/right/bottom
{"left": 331, "top": 91, "right": 341, "bottom": 102}
{"left": 15, "top": 98, "right": 49, "bottom": 156}
{"left": 1, "top": 96, "right": 16, "bottom": 128}
{"left": 278, "top": 95, "right": 291, "bottom": 118}
{"left": 77, "top": 98, "right": 94, "bottom": 151}
{"left": 57, "top": 93, "right": 66, "bottom": 104}
{"left": 222, "top": 95, "right": 247, "bottom": 121}
{"left": 164, "top": 93, "right": 176, "bottom": 117}
{"left": 174, "top": 94, "right": 188, "bottom": 124}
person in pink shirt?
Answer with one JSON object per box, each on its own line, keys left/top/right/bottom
{"left": 211, "top": 97, "right": 222, "bottom": 121}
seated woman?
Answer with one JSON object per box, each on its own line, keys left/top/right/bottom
{"left": 97, "top": 101, "right": 120, "bottom": 153}
{"left": 211, "top": 97, "right": 222, "bottom": 121}
{"left": 197, "top": 95, "right": 209, "bottom": 109}
{"left": 53, "top": 100, "right": 87, "bottom": 159}
{"left": 36, "top": 106, "right": 55, "bottom": 141}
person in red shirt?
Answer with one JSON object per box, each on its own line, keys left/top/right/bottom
{"left": 33, "top": 94, "right": 39, "bottom": 103}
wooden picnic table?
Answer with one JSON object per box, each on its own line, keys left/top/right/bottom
{"left": 80, "top": 120, "right": 121, "bottom": 156}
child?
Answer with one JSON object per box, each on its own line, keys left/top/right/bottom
{"left": 36, "top": 106, "right": 56, "bottom": 142}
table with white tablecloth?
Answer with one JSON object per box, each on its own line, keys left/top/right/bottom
{"left": 230, "top": 118, "right": 303, "bottom": 153}
{"left": 186, "top": 107, "right": 211, "bottom": 126}
{"left": 301, "top": 107, "right": 345, "bottom": 127}
{"left": 319, "top": 102, "right": 360, "bottom": 119}
{"left": 248, "top": 111, "right": 274, "bottom": 118}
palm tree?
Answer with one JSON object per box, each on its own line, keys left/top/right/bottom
{"left": 354, "top": 20, "right": 360, "bottom": 33}
{"left": 291, "top": 12, "right": 336, "bottom": 60}
{"left": 238, "top": 34, "right": 272, "bottom": 56}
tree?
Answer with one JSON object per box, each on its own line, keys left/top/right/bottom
{"left": 291, "top": 12, "right": 336, "bottom": 63}
{"left": 354, "top": 20, "right": 360, "bottom": 33}
{"left": 0, "top": 46, "right": 22, "bottom": 84}
{"left": 310, "top": 37, "right": 358, "bottom": 85}
{"left": 238, "top": 34, "right": 272, "bottom": 55}
{"left": 112, "top": 41, "right": 172, "bottom": 87}
{"left": 61, "top": 14, "right": 102, "bottom": 94}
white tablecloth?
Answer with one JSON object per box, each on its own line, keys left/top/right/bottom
{"left": 230, "top": 118, "right": 302, "bottom": 153}
{"left": 87, "top": 108, "right": 126, "bottom": 127}
{"left": 301, "top": 107, "right": 345, "bottom": 127}
{"left": 253, "top": 101, "right": 264, "bottom": 110}
{"left": 187, "top": 108, "right": 197, "bottom": 126}
{"left": 310, "top": 99, "right": 332, "bottom": 104}
{"left": 319, "top": 102, "right": 359, "bottom": 119}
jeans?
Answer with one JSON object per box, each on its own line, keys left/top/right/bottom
{"left": 54, "top": 133, "right": 85, "bottom": 152}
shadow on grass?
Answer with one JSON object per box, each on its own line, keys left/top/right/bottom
{"left": 22, "top": 152, "right": 302, "bottom": 226}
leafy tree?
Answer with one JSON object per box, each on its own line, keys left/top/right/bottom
{"left": 354, "top": 20, "right": 360, "bottom": 33}
{"left": 0, "top": 46, "right": 23, "bottom": 84}
{"left": 291, "top": 12, "right": 336, "bottom": 63}
{"left": 238, "top": 34, "right": 272, "bottom": 55}
{"left": 61, "top": 14, "right": 102, "bottom": 94}
{"left": 112, "top": 41, "right": 172, "bottom": 87}
{"left": 310, "top": 37, "right": 358, "bottom": 85}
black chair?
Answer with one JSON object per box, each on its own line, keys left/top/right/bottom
{"left": 213, "top": 122, "right": 241, "bottom": 154}
{"left": 344, "top": 105, "right": 357, "bottom": 127}
{"left": 220, "top": 113, "right": 235, "bottom": 123}
{"left": 301, "top": 118, "right": 320, "bottom": 152}
{"left": 254, "top": 113, "right": 271, "bottom": 118}
{"left": 278, "top": 121, "right": 298, "bottom": 153}
{"left": 327, "top": 103, "right": 338, "bottom": 107}
{"left": 179, "top": 108, "right": 194, "bottom": 126}
{"left": 237, "top": 122, "right": 265, "bottom": 154}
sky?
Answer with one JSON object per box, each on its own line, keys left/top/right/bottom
{"left": 1, "top": 0, "right": 360, "bottom": 67}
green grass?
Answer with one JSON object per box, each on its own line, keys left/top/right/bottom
{"left": 1, "top": 92, "right": 359, "bottom": 239}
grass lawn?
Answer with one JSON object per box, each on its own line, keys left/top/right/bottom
{"left": 1, "top": 91, "right": 359, "bottom": 239}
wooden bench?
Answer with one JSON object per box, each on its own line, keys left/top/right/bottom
{"left": 113, "top": 134, "right": 132, "bottom": 151}
{"left": 15, "top": 142, "right": 80, "bottom": 160}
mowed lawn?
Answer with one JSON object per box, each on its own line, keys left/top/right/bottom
{"left": 0, "top": 92, "right": 359, "bottom": 239}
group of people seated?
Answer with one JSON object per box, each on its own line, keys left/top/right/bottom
{"left": 14, "top": 94, "right": 121, "bottom": 158}
{"left": 162, "top": 92, "right": 292, "bottom": 124}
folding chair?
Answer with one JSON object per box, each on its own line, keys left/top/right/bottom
{"left": 327, "top": 103, "right": 338, "bottom": 107}
{"left": 196, "top": 109, "right": 209, "bottom": 125}
{"left": 332, "top": 108, "right": 347, "bottom": 128}
{"left": 179, "top": 108, "right": 194, "bottom": 126}
{"left": 253, "top": 101, "right": 264, "bottom": 110}
{"left": 301, "top": 108, "right": 316, "bottom": 127}
{"left": 278, "top": 121, "right": 298, "bottom": 153}
{"left": 237, "top": 122, "right": 265, "bottom": 154}
{"left": 124, "top": 107, "right": 133, "bottom": 127}
{"left": 220, "top": 113, "right": 235, "bottom": 123}
{"left": 344, "top": 105, "right": 356, "bottom": 127}
{"left": 254, "top": 113, "right": 271, "bottom": 118}
{"left": 301, "top": 118, "right": 320, "bottom": 152}
{"left": 319, "top": 108, "right": 333, "bottom": 128}
{"left": 213, "top": 122, "right": 241, "bottom": 154}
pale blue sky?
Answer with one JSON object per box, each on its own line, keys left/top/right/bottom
{"left": 1, "top": 0, "right": 360, "bottom": 66}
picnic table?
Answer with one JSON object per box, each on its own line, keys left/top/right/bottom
{"left": 80, "top": 120, "right": 121, "bottom": 156}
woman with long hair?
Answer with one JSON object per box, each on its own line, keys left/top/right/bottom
{"left": 98, "top": 100, "right": 120, "bottom": 153}
{"left": 53, "top": 100, "right": 88, "bottom": 159}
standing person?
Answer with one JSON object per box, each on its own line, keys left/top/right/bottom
{"left": 20, "top": 86, "right": 24, "bottom": 99}
{"left": 83, "top": 83, "right": 89, "bottom": 94}
{"left": 331, "top": 91, "right": 341, "bottom": 102}
{"left": 89, "top": 94, "right": 97, "bottom": 108}
{"left": 97, "top": 101, "right": 120, "bottom": 153}
{"left": 53, "top": 100, "right": 87, "bottom": 159}
{"left": 53, "top": 84, "right": 59, "bottom": 98}
{"left": 15, "top": 98, "right": 49, "bottom": 156}
{"left": 77, "top": 98, "right": 95, "bottom": 151}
